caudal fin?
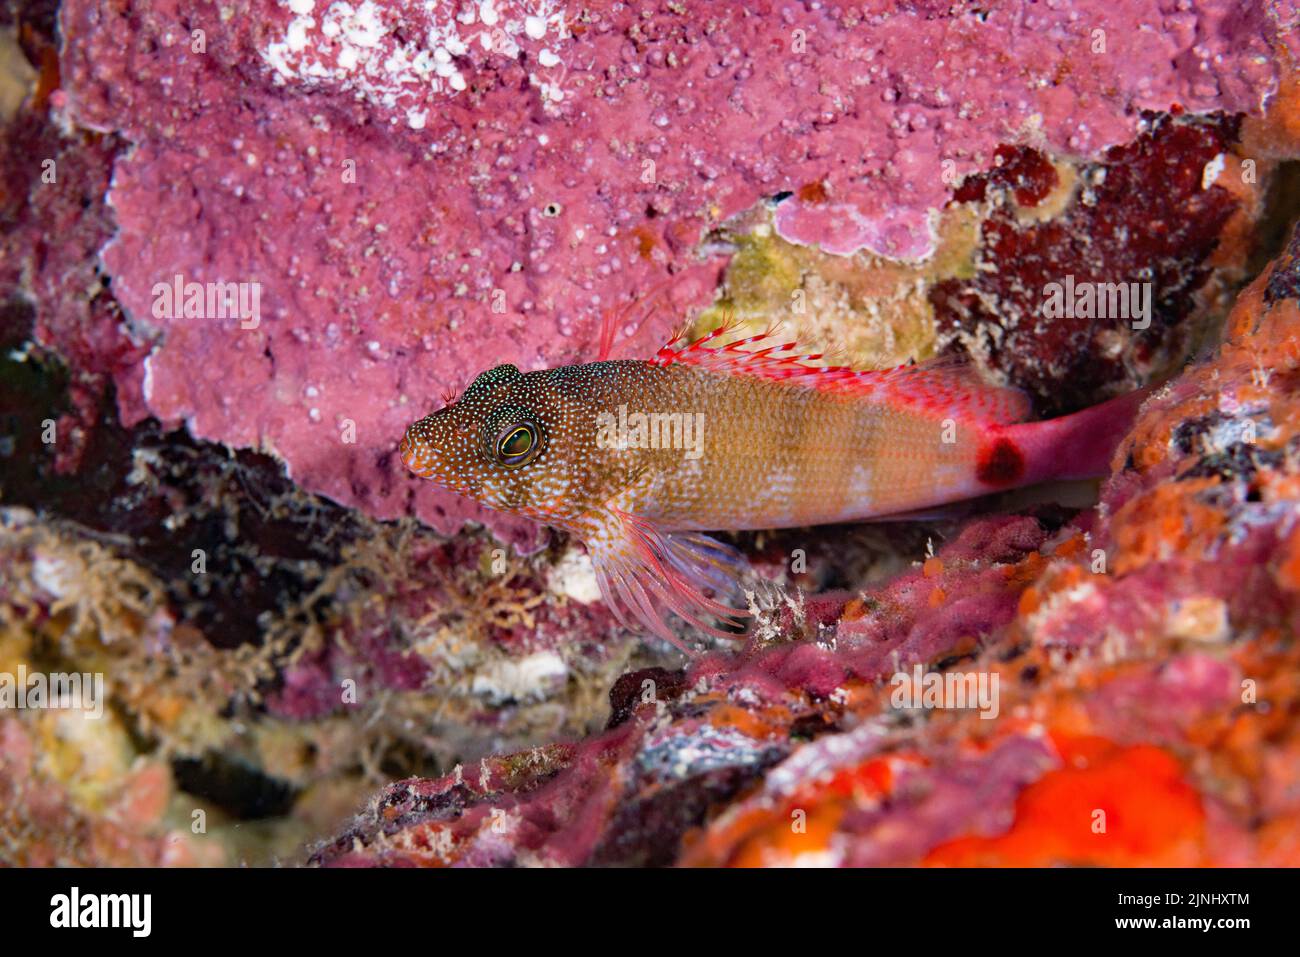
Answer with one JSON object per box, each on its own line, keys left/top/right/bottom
{"left": 999, "top": 387, "right": 1152, "bottom": 485}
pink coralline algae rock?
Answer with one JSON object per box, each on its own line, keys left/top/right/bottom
{"left": 55, "top": 0, "right": 1289, "bottom": 541}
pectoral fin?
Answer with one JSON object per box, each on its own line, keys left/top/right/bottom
{"left": 585, "top": 507, "right": 749, "bottom": 652}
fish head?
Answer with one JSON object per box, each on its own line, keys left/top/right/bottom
{"left": 401, "top": 362, "right": 636, "bottom": 523}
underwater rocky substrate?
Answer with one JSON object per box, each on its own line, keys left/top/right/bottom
{"left": 3, "top": 0, "right": 1300, "bottom": 866}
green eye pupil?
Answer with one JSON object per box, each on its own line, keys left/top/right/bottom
{"left": 500, "top": 426, "right": 533, "bottom": 459}
{"left": 494, "top": 418, "right": 542, "bottom": 467}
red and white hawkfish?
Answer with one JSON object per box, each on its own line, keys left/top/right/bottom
{"left": 400, "top": 319, "right": 1145, "bottom": 651}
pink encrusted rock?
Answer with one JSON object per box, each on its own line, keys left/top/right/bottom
{"left": 55, "top": 0, "right": 1289, "bottom": 543}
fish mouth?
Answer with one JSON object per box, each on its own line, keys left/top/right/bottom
{"left": 399, "top": 431, "right": 436, "bottom": 478}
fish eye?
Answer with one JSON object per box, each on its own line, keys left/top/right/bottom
{"left": 495, "top": 421, "right": 542, "bottom": 467}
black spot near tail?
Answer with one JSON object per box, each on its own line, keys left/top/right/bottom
{"left": 977, "top": 437, "right": 1025, "bottom": 486}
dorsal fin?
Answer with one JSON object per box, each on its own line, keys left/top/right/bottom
{"left": 596, "top": 278, "right": 678, "bottom": 361}
{"left": 854, "top": 356, "right": 1035, "bottom": 425}
{"left": 652, "top": 327, "right": 1033, "bottom": 426}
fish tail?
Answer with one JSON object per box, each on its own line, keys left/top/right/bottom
{"left": 986, "top": 387, "right": 1153, "bottom": 486}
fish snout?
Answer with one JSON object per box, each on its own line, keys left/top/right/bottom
{"left": 399, "top": 427, "right": 436, "bottom": 478}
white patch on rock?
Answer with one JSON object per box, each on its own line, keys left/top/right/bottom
{"left": 470, "top": 651, "right": 568, "bottom": 704}
{"left": 260, "top": 0, "right": 570, "bottom": 117}
{"left": 32, "top": 552, "right": 77, "bottom": 600}
{"left": 1201, "top": 153, "right": 1226, "bottom": 190}
{"left": 549, "top": 548, "right": 602, "bottom": 604}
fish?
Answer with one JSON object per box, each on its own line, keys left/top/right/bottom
{"left": 400, "top": 319, "right": 1147, "bottom": 652}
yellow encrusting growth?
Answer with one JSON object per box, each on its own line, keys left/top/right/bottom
{"left": 688, "top": 204, "right": 984, "bottom": 374}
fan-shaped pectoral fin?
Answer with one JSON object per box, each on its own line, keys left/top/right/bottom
{"left": 584, "top": 507, "right": 750, "bottom": 652}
